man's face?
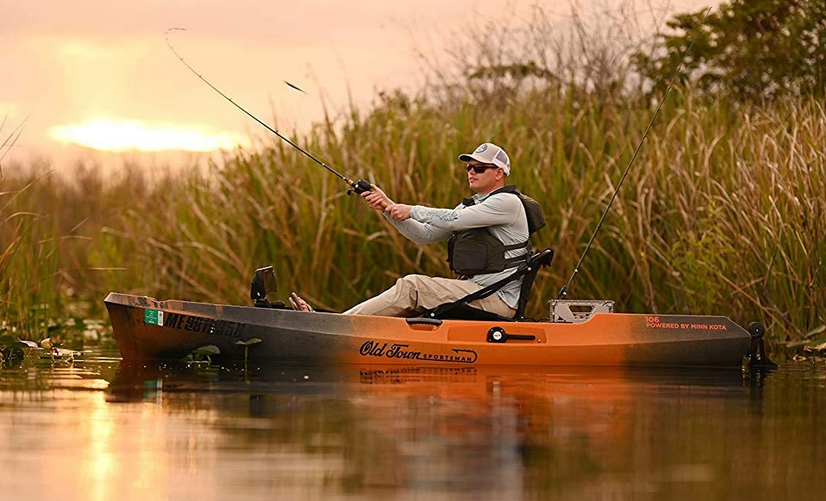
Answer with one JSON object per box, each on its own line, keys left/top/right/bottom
{"left": 466, "top": 160, "right": 504, "bottom": 193}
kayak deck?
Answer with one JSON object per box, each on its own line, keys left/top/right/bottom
{"left": 104, "top": 292, "right": 754, "bottom": 368}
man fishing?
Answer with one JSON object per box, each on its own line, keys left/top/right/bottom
{"left": 164, "top": 36, "right": 545, "bottom": 318}
{"left": 289, "top": 142, "right": 545, "bottom": 318}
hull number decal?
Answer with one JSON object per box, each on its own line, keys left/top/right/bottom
{"left": 359, "top": 341, "right": 478, "bottom": 364}
{"left": 143, "top": 310, "right": 243, "bottom": 338}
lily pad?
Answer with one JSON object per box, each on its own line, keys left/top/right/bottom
{"left": 192, "top": 345, "right": 221, "bottom": 356}
{"left": 183, "top": 344, "right": 222, "bottom": 364}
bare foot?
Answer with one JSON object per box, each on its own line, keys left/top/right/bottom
{"left": 289, "top": 292, "right": 314, "bottom": 312}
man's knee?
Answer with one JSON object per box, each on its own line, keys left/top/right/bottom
{"left": 394, "top": 275, "right": 434, "bottom": 305}
{"left": 396, "top": 274, "right": 428, "bottom": 290}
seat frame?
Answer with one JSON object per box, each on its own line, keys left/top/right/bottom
{"left": 422, "top": 248, "right": 554, "bottom": 322}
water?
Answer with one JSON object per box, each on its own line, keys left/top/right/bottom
{"left": 1, "top": 350, "right": 824, "bottom": 500}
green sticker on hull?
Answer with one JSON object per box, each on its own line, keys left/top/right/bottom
{"left": 145, "top": 309, "right": 164, "bottom": 326}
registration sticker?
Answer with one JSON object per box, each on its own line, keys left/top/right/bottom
{"left": 145, "top": 309, "right": 164, "bottom": 326}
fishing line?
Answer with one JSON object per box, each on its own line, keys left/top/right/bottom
{"left": 164, "top": 28, "right": 372, "bottom": 196}
{"left": 557, "top": 8, "right": 712, "bottom": 300}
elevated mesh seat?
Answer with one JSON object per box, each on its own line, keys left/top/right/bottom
{"left": 423, "top": 248, "right": 554, "bottom": 322}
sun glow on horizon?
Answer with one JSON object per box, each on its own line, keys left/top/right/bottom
{"left": 49, "top": 120, "right": 249, "bottom": 152}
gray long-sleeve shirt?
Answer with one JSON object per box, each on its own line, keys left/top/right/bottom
{"left": 383, "top": 190, "right": 529, "bottom": 309}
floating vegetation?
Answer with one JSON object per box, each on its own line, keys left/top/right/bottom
{"left": 0, "top": 331, "right": 25, "bottom": 364}
{"left": 0, "top": 331, "right": 81, "bottom": 367}
{"left": 183, "top": 344, "right": 221, "bottom": 366}
{"left": 236, "top": 338, "right": 262, "bottom": 373}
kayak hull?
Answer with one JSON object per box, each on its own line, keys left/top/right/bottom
{"left": 104, "top": 292, "right": 752, "bottom": 368}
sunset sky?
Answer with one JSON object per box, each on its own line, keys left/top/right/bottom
{"left": 1, "top": 0, "right": 713, "bottom": 170}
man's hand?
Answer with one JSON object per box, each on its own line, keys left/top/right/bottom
{"left": 386, "top": 203, "right": 413, "bottom": 221}
{"left": 361, "top": 184, "right": 393, "bottom": 211}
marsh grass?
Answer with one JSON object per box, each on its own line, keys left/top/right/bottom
{"left": 0, "top": 176, "right": 62, "bottom": 339}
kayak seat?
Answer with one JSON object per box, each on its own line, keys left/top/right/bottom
{"left": 424, "top": 248, "right": 554, "bottom": 322}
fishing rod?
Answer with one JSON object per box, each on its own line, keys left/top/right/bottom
{"left": 164, "top": 28, "right": 372, "bottom": 197}
{"left": 557, "top": 9, "right": 710, "bottom": 300}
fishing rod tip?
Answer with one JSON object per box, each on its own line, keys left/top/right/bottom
{"left": 164, "top": 27, "right": 188, "bottom": 38}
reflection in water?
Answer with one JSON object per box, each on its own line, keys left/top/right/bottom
{"left": 1, "top": 355, "right": 824, "bottom": 500}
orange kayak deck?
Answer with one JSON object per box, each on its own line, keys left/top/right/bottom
{"left": 104, "top": 292, "right": 753, "bottom": 368}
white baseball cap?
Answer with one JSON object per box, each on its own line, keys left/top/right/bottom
{"left": 458, "top": 142, "right": 511, "bottom": 175}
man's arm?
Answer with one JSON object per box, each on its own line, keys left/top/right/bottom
{"left": 408, "top": 194, "right": 520, "bottom": 232}
{"left": 381, "top": 213, "right": 453, "bottom": 244}
{"left": 360, "top": 184, "right": 453, "bottom": 244}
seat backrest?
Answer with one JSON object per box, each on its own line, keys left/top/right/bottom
{"left": 514, "top": 248, "right": 554, "bottom": 320}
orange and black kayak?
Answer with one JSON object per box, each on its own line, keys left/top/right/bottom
{"left": 104, "top": 292, "right": 772, "bottom": 368}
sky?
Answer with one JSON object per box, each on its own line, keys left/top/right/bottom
{"left": 0, "top": 0, "right": 715, "bottom": 171}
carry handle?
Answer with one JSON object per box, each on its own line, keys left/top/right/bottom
{"left": 406, "top": 318, "right": 443, "bottom": 326}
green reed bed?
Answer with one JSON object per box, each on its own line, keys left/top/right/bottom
{"left": 1, "top": 89, "right": 824, "bottom": 350}
{"left": 0, "top": 177, "right": 58, "bottom": 340}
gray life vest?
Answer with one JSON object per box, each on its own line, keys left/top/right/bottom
{"left": 446, "top": 185, "right": 546, "bottom": 276}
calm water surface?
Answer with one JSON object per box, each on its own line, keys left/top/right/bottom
{"left": 1, "top": 350, "right": 824, "bottom": 500}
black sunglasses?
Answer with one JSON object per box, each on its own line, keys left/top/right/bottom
{"left": 465, "top": 163, "right": 498, "bottom": 174}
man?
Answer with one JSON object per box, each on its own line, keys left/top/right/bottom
{"left": 290, "top": 142, "right": 543, "bottom": 318}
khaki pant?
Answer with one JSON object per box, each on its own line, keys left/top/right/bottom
{"left": 343, "top": 274, "right": 516, "bottom": 318}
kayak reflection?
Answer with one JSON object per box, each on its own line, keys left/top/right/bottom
{"left": 106, "top": 363, "right": 763, "bottom": 495}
